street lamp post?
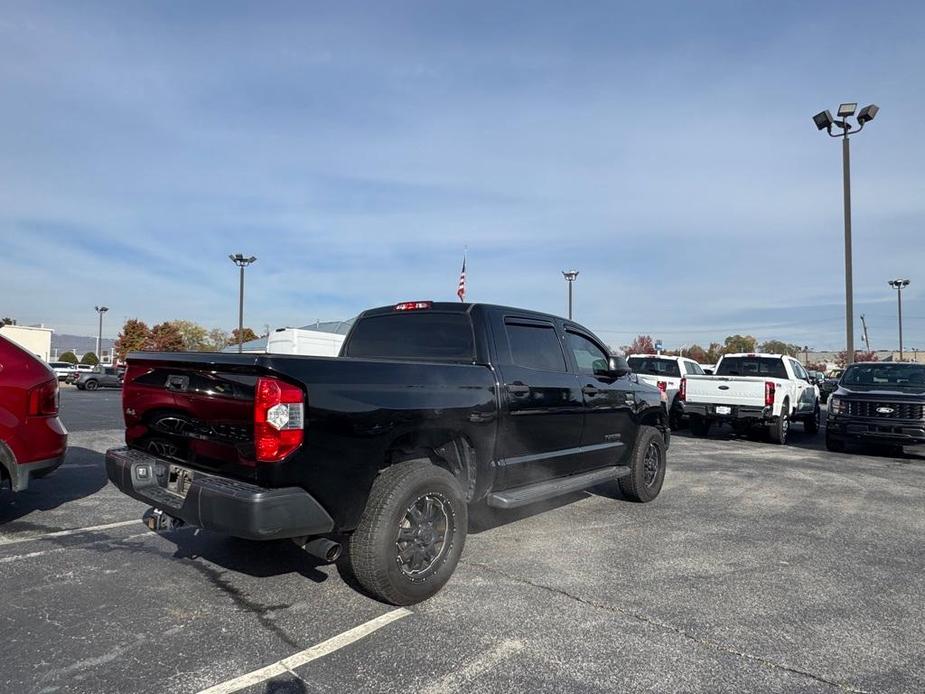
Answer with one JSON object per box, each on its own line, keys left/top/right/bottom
{"left": 888, "top": 278, "right": 910, "bottom": 360}
{"left": 94, "top": 306, "right": 109, "bottom": 362}
{"left": 562, "top": 270, "right": 579, "bottom": 320}
{"left": 229, "top": 253, "right": 257, "bottom": 354}
{"left": 813, "top": 102, "right": 879, "bottom": 365}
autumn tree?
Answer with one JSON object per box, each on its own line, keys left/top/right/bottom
{"left": 80, "top": 351, "right": 99, "bottom": 365}
{"left": 172, "top": 320, "right": 210, "bottom": 351}
{"left": 206, "top": 328, "right": 229, "bottom": 351}
{"left": 114, "top": 319, "right": 151, "bottom": 362}
{"left": 683, "top": 344, "right": 709, "bottom": 363}
{"left": 59, "top": 350, "right": 78, "bottom": 364}
{"left": 147, "top": 322, "right": 184, "bottom": 352}
{"left": 229, "top": 327, "right": 259, "bottom": 346}
{"left": 703, "top": 343, "right": 723, "bottom": 364}
{"left": 624, "top": 335, "right": 656, "bottom": 355}
{"left": 723, "top": 334, "right": 757, "bottom": 354}
{"left": 758, "top": 340, "right": 803, "bottom": 357}
{"left": 835, "top": 350, "right": 878, "bottom": 367}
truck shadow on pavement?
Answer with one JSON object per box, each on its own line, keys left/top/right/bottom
{"left": 0, "top": 446, "right": 108, "bottom": 527}
{"left": 166, "top": 529, "right": 331, "bottom": 584}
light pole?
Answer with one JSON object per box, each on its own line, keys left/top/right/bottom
{"left": 562, "top": 270, "right": 579, "bottom": 320}
{"left": 229, "top": 253, "right": 257, "bottom": 353}
{"left": 94, "top": 306, "right": 109, "bottom": 362}
{"left": 888, "top": 278, "right": 910, "bottom": 360}
{"left": 813, "top": 102, "right": 879, "bottom": 365}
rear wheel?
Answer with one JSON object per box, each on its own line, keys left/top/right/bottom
{"left": 769, "top": 400, "right": 790, "bottom": 445}
{"left": 348, "top": 460, "right": 467, "bottom": 605}
{"left": 690, "top": 416, "right": 711, "bottom": 437}
{"left": 804, "top": 405, "right": 820, "bottom": 435}
{"left": 84, "top": 380, "right": 99, "bottom": 391}
{"left": 618, "top": 426, "right": 666, "bottom": 503}
{"left": 668, "top": 397, "right": 684, "bottom": 431}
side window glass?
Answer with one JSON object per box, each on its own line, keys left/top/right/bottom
{"left": 505, "top": 322, "right": 567, "bottom": 372}
{"left": 566, "top": 331, "right": 609, "bottom": 376}
{"left": 685, "top": 362, "right": 704, "bottom": 375}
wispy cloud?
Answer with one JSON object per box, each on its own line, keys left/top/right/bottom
{"left": 1, "top": 1, "right": 923, "bottom": 349}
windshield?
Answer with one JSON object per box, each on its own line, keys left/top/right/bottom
{"left": 716, "top": 356, "right": 787, "bottom": 379}
{"left": 841, "top": 363, "right": 925, "bottom": 388}
{"left": 627, "top": 357, "right": 681, "bottom": 378}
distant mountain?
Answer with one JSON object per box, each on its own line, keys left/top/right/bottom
{"left": 51, "top": 333, "right": 115, "bottom": 356}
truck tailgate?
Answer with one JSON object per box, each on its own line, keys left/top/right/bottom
{"left": 684, "top": 376, "right": 768, "bottom": 406}
{"left": 122, "top": 355, "right": 272, "bottom": 481}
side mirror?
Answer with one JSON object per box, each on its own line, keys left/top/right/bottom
{"left": 608, "top": 356, "right": 631, "bottom": 378}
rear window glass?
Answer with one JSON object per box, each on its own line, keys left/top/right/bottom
{"left": 344, "top": 312, "right": 474, "bottom": 362}
{"left": 627, "top": 357, "right": 681, "bottom": 378}
{"left": 716, "top": 357, "right": 787, "bottom": 379}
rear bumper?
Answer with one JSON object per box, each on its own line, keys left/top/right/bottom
{"left": 683, "top": 402, "right": 771, "bottom": 422}
{"left": 3, "top": 453, "right": 67, "bottom": 492}
{"left": 826, "top": 417, "right": 925, "bottom": 445}
{"left": 105, "top": 447, "right": 335, "bottom": 540}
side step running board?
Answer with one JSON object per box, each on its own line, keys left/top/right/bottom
{"left": 486, "top": 466, "right": 630, "bottom": 510}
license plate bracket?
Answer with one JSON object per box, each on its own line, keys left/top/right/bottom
{"left": 715, "top": 405, "right": 732, "bottom": 415}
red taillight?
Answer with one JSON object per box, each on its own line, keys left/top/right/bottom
{"left": 254, "top": 377, "right": 304, "bottom": 463}
{"left": 678, "top": 377, "right": 686, "bottom": 402}
{"left": 28, "top": 378, "right": 59, "bottom": 416}
{"left": 394, "top": 301, "right": 432, "bottom": 311}
{"left": 765, "top": 381, "right": 776, "bottom": 407}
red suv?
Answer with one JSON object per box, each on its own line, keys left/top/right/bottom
{"left": 1, "top": 335, "right": 68, "bottom": 492}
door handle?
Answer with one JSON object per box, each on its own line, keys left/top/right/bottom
{"left": 582, "top": 385, "right": 602, "bottom": 396}
{"left": 506, "top": 382, "right": 529, "bottom": 396}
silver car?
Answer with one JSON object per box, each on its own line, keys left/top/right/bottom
{"left": 74, "top": 366, "right": 124, "bottom": 391}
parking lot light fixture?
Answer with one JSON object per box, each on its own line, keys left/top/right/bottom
{"left": 812, "top": 102, "right": 879, "bottom": 365}
{"left": 229, "top": 254, "right": 257, "bottom": 354}
{"left": 888, "top": 278, "right": 911, "bottom": 360}
{"left": 94, "top": 306, "right": 109, "bottom": 362}
{"left": 562, "top": 270, "right": 579, "bottom": 320}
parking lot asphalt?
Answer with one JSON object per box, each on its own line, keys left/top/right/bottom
{"left": 2, "top": 392, "right": 924, "bottom": 693}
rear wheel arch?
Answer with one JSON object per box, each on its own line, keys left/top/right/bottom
{"left": 385, "top": 430, "right": 483, "bottom": 503}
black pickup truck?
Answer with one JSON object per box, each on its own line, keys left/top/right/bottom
{"left": 826, "top": 361, "right": 925, "bottom": 453}
{"left": 106, "top": 302, "right": 668, "bottom": 604}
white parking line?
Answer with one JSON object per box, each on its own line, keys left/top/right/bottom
{"left": 0, "top": 519, "right": 139, "bottom": 547}
{"left": 0, "top": 532, "right": 152, "bottom": 564}
{"left": 198, "top": 608, "right": 412, "bottom": 694}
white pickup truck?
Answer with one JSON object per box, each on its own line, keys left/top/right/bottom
{"left": 627, "top": 354, "right": 706, "bottom": 430}
{"left": 680, "top": 353, "right": 820, "bottom": 444}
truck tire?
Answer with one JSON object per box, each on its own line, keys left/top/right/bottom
{"left": 825, "top": 432, "right": 846, "bottom": 452}
{"left": 618, "top": 426, "right": 666, "bottom": 503}
{"left": 668, "top": 397, "right": 683, "bottom": 431}
{"left": 689, "top": 416, "right": 710, "bottom": 437}
{"left": 348, "top": 459, "right": 467, "bottom": 605}
{"left": 804, "top": 405, "right": 820, "bottom": 435}
{"left": 769, "top": 400, "right": 789, "bottom": 445}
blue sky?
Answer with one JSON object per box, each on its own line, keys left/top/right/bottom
{"left": 2, "top": 1, "right": 924, "bottom": 351}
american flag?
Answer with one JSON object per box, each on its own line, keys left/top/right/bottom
{"left": 456, "top": 255, "right": 466, "bottom": 302}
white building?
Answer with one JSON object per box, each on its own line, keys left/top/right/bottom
{"left": 0, "top": 324, "right": 54, "bottom": 362}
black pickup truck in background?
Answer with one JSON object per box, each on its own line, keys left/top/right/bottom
{"left": 106, "top": 301, "right": 668, "bottom": 604}
{"left": 826, "top": 361, "right": 925, "bottom": 453}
